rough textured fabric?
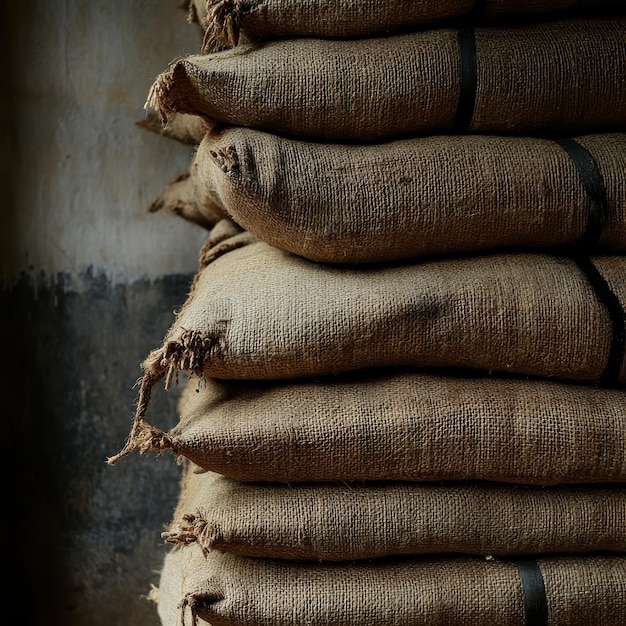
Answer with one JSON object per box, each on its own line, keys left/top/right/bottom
{"left": 148, "top": 173, "right": 225, "bottom": 230}
{"left": 189, "top": 128, "right": 626, "bottom": 262}
{"left": 201, "top": 0, "right": 623, "bottom": 51}
{"left": 124, "top": 237, "right": 625, "bottom": 395}
{"left": 156, "top": 545, "right": 626, "bottom": 626}
{"left": 164, "top": 467, "right": 626, "bottom": 559}
{"left": 116, "top": 370, "right": 626, "bottom": 484}
{"left": 106, "top": 238, "right": 625, "bottom": 466}
{"left": 147, "top": 18, "right": 626, "bottom": 141}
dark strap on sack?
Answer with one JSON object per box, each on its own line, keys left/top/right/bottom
{"left": 575, "top": 257, "right": 626, "bottom": 387}
{"left": 554, "top": 138, "right": 608, "bottom": 250}
{"left": 454, "top": 28, "right": 477, "bottom": 132}
{"left": 516, "top": 560, "right": 548, "bottom": 626}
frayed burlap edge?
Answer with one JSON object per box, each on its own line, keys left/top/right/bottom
{"left": 145, "top": 62, "right": 224, "bottom": 130}
{"left": 180, "top": 590, "right": 224, "bottom": 626}
{"left": 145, "top": 68, "right": 179, "bottom": 125}
{"left": 107, "top": 223, "right": 256, "bottom": 466}
{"left": 202, "top": 0, "right": 242, "bottom": 53}
{"left": 163, "top": 513, "right": 215, "bottom": 555}
{"left": 106, "top": 331, "right": 221, "bottom": 465}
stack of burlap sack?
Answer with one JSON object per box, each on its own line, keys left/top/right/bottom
{"left": 113, "top": 1, "right": 626, "bottom": 624}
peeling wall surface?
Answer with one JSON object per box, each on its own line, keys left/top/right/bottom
{"left": 1, "top": 2, "right": 208, "bottom": 624}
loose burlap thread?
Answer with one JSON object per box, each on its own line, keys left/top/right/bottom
{"left": 189, "top": 128, "right": 626, "bottom": 262}
{"left": 156, "top": 545, "right": 626, "bottom": 626}
{"left": 148, "top": 18, "right": 626, "bottom": 141}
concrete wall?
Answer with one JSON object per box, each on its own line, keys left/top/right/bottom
{"left": 2, "top": 2, "right": 208, "bottom": 624}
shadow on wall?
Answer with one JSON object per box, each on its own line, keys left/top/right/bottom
{"left": 2, "top": 270, "right": 192, "bottom": 626}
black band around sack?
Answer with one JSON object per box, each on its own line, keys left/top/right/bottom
{"left": 575, "top": 257, "right": 626, "bottom": 387}
{"left": 554, "top": 138, "right": 608, "bottom": 250}
{"left": 453, "top": 28, "right": 477, "bottom": 132}
{"left": 516, "top": 560, "right": 548, "bottom": 626}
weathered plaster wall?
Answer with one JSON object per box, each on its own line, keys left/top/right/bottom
{"left": 1, "top": 2, "right": 208, "bottom": 624}
{"left": 2, "top": 0, "right": 207, "bottom": 283}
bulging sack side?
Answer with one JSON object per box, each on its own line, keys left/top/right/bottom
{"left": 137, "top": 108, "right": 210, "bottom": 146}
{"left": 164, "top": 467, "right": 626, "bottom": 560}
{"left": 190, "top": 128, "right": 626, "bottom": 262}
{"left": 114, "top": 371, "right": 626, "bottom": 484}
{"left": 200, "top": 0, "right": 623, "bottom": 52}
{"left": 147, "top": 18, "right": 626, "bottom": 141}
{"left": 136, "top": 241, "right": 625, "bottom": 383}
{"left": 156, "top": 545, "right": 626, "bottom": 626}
{"left": 148, "top": 173, "right": 226, "bottom": 229}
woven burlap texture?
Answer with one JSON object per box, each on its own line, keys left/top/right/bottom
{"left": 189, "top": 129, "right": 626, "bottom": 262}
{"left": 139, "top": 240, "right": 626, "bottom": 384}
{"left": 148, "top": 18, "right": 626, "bottom": 141}
{"left": 126, "top": 370, "right": 626, "bottom": 484}
{"left": 156, "top": 545, "right": 626, "bottom": 626}
{"left": 105, "top": 238, "right": 624, "bottom": 469}
{"left": 164, "top": 466, "right": 626, "bottom": 560}
{"left": 199, "top": 0, "right": 619, "bottom": 51}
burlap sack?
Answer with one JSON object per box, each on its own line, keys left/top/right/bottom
{"left": 110, "top": 236, "right": 624, "bottom": 435}
{"left": 147, "top": 18, "right": 626, "bottom": 141}
{"left": 156, "top": 545, "right": 626, "bottom": 626}
{"left": 137, "top": 108, "right": 209, "bottom": 146}
{"left": 111, "top": 370, "right": 626, "bottom": 484}
{"left": 189, "top": 128, "right": 626, "bottom": 262}
{"left": 201, "top": 0, "right": 622, "bottom": 52}
{"left": 148, "top": 173, "right": 225, "bottom": 229}
{"left": 163, "top": 467, "right": 626, "bottom": 559}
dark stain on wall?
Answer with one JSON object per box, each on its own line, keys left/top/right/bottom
{"left": 2, "top": 269, "right": 194, "bottom": 626}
